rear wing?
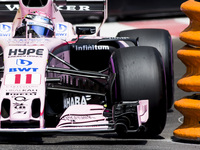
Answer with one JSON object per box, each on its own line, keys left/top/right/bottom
{"left": 0, "top": 0, "right": 108, "bottom": 35}
{"left": 0, "top": 0, "right": 107, "bottom": 15}
{"left": 0, "top": 0, "right": 19, "bottom": 11}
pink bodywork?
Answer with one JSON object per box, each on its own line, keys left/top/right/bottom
{"left": 0, "top": 0, "right": 149, "bottom": 132}
{"left": 0, "top": 0, "right": 76, "bottom": 128}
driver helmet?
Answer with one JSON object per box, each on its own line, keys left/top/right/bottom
{"left": 18, "top": 11, "right": 54, "bottom": 38}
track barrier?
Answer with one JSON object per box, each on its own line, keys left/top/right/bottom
{"left": 173, "top": 0, "right": 200, "bottom": 140}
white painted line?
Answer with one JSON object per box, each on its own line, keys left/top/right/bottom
{"left": 178, "top": 116, "right": 184, "bottom": 124}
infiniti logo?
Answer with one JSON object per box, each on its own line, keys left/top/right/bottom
{"left": 0, "top": 24, "right": 11, "bottom": 33}
{"left": 16, "top": 59, "right": 32, "bottom": 66}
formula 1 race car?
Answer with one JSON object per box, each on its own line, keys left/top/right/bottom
{"left": 0, "top": 0, "right": 173, "bottom": 137}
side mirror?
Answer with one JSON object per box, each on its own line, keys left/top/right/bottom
{"left": 76, "top": 26, "right": 96, "bottom": 35}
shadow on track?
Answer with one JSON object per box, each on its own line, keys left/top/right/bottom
{"left": 172, "top": 136, "right": 200, "bottom": 145}
{"left": 0, "top": 132, "right": 165, "bottom": 145}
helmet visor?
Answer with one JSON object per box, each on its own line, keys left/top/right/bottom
{"left": 29, "top": 25, "right": 54, "bottom": 37}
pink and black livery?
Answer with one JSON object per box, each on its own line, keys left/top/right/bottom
{"left": 0, "top": 0, "right": 173, "bottom": 137}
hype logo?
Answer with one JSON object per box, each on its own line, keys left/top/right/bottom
{"left": 0, "top": 24, "right": 11, "bottom": 33}
{"left": 16, "top": 59, "right": 32, "bottom": 66}
{"left": 56, "top": 24, "right": 67, "bottom": 32}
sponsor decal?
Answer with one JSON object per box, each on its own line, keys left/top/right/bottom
{"left": 14, "top": 96, "right": 28, "bottom": 101}
{"left": 8, "top": 48, "right": 44, "bottom": 58}
{"left": 13, "top": 96, "right": 28, "bottom": 114}
{"left": 13, "top": 96, "right": 27, "bottom": 114}
{"left": 8, "top": 38, "right": 50, "bottom": 45}
{"left": 74, "top": 45, "right": 109, "bottom": 51}
{"left": 5, "top": 4, "right": 19, "bottom": 11}
{"left": 14, "top": 103, "right": 26, "bottom": 110}
{"left": 63, "top": 95, "right": 91, "bottom": 109}
{"left": 56, "top": 24, "right": 67, "bottom": 32}
{"left": 9, "top": 68, "right": 38, "bottom": 72}
{"left": 0, "top": 24, "right": 11, "bottom": 37}
{"left": 6, "top": 88, "right": 37, "bottom": 96}
{"left": 5, "top": 74, "right": 41, "bottom": 85}
{"left": 55, "top": 24, "right": 67, "bottom": 37}
{"left": 108, "top": 37, "right": 130, "bottom": 40}
{"left": 57, "top": 5, "right": 90, "bottom": 11}
{"left": 6, "top": 92, "right": 37, "bottom": 96}
{"left": 6, "top": 88, "right": 37, "bottom": 92}
{"left": 56, "top": 33, "right": 68, "bottom": 37}
{"left": 61, "top": 115, "right": 95, "bottom": 121}
{"left": 5, "top": 4, "right": 90, "bottom": 11}
{"left": 13, "top": 102, "right": 27, "bottom": 113}
{"left": 0, "top": 24, "right": 11, "bottom": 33}
{"left": 16, "top": 59, "right": 32, "bottom": 66}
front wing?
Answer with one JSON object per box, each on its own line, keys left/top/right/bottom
{"left": 0, "top": 101, "right": 148, "bottom": 133}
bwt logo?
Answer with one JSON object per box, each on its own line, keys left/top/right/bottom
{"left": 16, "top": 59, "right": 32, "bottom": 66}
{"left": 0, "top": 24, "right": 11, "bottom": 33}
{"left": 56, "top": 24, "right": 67, "bottom": 32}
{"left": 9, "top": 68, "right": 38, "bottom": 72}
{"left": 9, "top": 49, "right": 44, "bottom": 56}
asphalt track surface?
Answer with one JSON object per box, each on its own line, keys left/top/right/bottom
{"left": 1, "top": 17, "right": 200, "bottom": 149}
